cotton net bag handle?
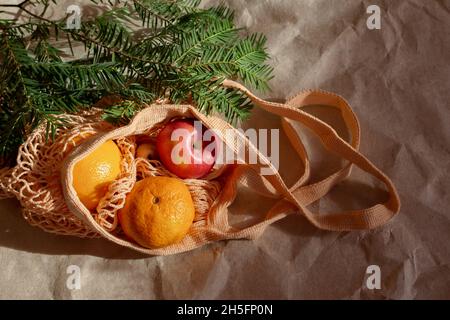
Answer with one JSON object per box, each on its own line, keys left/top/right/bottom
{"left": 223, "top": 79, "right": 401, "bottom": 231}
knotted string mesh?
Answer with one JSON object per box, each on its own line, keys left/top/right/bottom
{"left": 0, "top": 109, "right": 222, "bottom": 240}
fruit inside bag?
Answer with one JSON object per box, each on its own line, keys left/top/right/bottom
{"left": 0, "top": 81, "right": 401, "bottom": 256}
{"left": 60, "top": 104, "right": 244, "bottom": 255}
{"left": 0, "top": 107, "right": 224, "bottom": 245}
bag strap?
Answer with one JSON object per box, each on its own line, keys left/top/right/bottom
{"left": 281, "top": 89, "right": 361, "bottom": 205}
{"left": 223, "top": 79, "right": 401, "bottom": 231}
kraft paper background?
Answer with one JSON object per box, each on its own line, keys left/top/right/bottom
{"left": 0, "top": 0, "right": 449, "bottom": 299}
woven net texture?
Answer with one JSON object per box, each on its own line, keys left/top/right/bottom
{"left": 0, "top": 109, "right": 222, "bottom": 239}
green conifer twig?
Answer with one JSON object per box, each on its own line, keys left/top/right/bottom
{"left": 0, "top": 0, "right": 273, "bottom": 165}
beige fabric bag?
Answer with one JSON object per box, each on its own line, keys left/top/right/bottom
{"left": 0, "top": 80, "right": 400, "bottom": 255}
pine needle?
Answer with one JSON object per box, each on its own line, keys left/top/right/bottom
{"left": 0, "top": 0, "right": 273, "bottom": 164}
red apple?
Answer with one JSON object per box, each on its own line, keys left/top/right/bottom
{"left": 156, "top": 119, "right": 218, "bottom": 179}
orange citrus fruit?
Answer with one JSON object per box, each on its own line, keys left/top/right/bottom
{"left": 119, "top": 176, "right": 195, "bottom": 248}
{"left": 72, "top": 140, "right": 122, "bottom": 210}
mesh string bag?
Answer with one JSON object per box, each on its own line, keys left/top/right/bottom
{"left": 0, "top": 81, "right": 401, "bottom": 255}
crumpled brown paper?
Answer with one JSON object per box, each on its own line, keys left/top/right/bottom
{"left": 0, "top": 0, "right": 449, "bottom": 299}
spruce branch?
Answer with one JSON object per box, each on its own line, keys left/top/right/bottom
{"left": 102, "top": 100, "right": 141, "bottom": 125}
{"left": 0, "top": 0, "right": 273, "bottom": 164}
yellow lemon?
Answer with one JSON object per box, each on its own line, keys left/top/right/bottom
{"left": 119, "top": 176, "right": 195, "bottom": 248}
{"left": 72, "top": 140, "right": 122, "bottom": 210}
